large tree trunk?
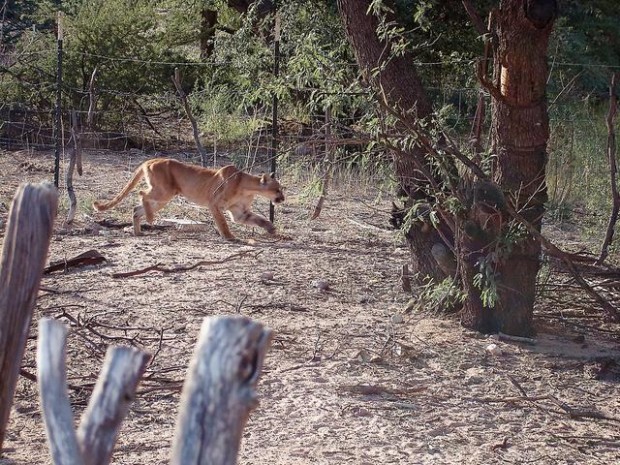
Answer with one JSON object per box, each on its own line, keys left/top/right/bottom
{"left": 337, "top": 0, "right": 448, "bottom": 283}
{"left": 339, "top": 0, "right": 556, "bottom": 336}
{"left": 460, "top": 0, "right": 556, "bottom": 336}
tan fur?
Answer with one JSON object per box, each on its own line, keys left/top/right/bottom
{"left": 93, "top": 158, "right": 285, "bottom": 240}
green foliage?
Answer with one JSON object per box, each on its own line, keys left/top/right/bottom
{"left": 1, "top": 0, "right": 59, "bottom": 46}
{"left": 2, "top": 0, "right": 199, "bottom": 114}
{"left": 551, "top": 1, "right": 620, "bottom": 94}
{"left": 472, "top": 260, "right": 498, "bottom": 309}
{"left": 62, "top": 0, "right": 188, "bottom": 105}
{"left": 411, "top": 277, "right": 465, "bottom": 314}
{"left": 198, "top": 83, "right": 263, "bottom": 144}
{"left": 547, "top": 99, "right": 612, "bottom": 236}
{"left": 0, "top": 28, "right": 57, "bottom": 106}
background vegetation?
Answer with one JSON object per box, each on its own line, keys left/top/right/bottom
{"left": 1, "top": 0, "right": 619, "bottom": 238}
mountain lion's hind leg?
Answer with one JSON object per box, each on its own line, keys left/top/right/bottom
{"left": 132, "top": 204, "right": 145, "bottom": 235}
{"left": 135, "top": 187, "right": 174, "bottom": 235}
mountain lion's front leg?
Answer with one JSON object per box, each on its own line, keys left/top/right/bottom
{"left": 228, "top": 205, "right": 276, "bottom": 234}
{"left": 209, "top": 205, "right": 236, "bottom": 240}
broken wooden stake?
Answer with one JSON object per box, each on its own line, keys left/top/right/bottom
{"left": 171, "top": 316, "right": 272, "bottom": 465}
{"left": 0, "top": 183, "right": 58, "bottom": 450}
{"left": 37, "top": 318, "right": 150, "bottom": 465}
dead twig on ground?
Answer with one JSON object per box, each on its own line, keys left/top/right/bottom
{"left": 506, "top": 374, "right": 528, "bottom": 397}
{"left": 44, "top": 250, "right": 106, "bottom": 274}
{"left": 112, "top": 250, "right": 262, "bottom": 278}
{"left": 347, "top": 218, "right": 390, "bottom": 232}
{"left": 19, "top": 368, "right": 93, "bottom": 394}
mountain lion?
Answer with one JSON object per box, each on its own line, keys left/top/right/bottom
{"left": 93, "top": 158, "right": 285, "bottom": 240}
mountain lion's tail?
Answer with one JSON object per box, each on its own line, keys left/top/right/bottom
{"left": 93, "top": 164, "right": 146, "bottom": 211}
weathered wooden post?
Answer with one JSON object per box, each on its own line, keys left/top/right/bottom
{"left": 171, "top": 315, "right": 272, "bottom": 465}
{"left": 0, "top": 183, "right": 58, "bottom": 450}
{"left": 37, "top": 319, "right": 84, "bottom": 465}
{"left": 37, "top": 318, "right": 150, "bottom": 465}
{"left": 36, "top": 315, "right": 268, "bottom": 465}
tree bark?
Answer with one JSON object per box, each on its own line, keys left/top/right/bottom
{"left": 337, "top": 0, "right": 448, "bottom": 283}
{"left": 460, "top": 0, "right": 556, "bottom": 335}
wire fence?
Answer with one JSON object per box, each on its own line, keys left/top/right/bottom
{"left": 1, "top": 46, "right": 617, "bottom": 179}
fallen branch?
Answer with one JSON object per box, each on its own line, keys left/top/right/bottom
{"left": 112, "top": 250, "right": 262, "bottom": 278}
{"left": 497, "top": 332, "right": 536, "bottom": 345}
{"left": 20, "top": 368, "right": 94, "bottom": 394}
{"left": 94, "top": 218, "right": 172, "bottom": 231}
{"left": 347, "top": 218, "right": 390, "bottom": 232}
{"left": 45, "top": 250, "right": 107, "bottom": 274}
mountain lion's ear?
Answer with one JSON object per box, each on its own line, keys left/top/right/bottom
{"left": 260, "top": 173, "right": 268, "bottom": 184}
{"left": 270, "top": 172, "right": 275, "bottom": 179}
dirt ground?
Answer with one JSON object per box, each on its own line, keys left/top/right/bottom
{"left": 0, "top": 148, "right": 619, "bottom": 465}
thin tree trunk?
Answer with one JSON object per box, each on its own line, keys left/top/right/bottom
{"left": 597, "top": 72, "right": 619, "bottom": 265}
{"left": 172, "top": 68, "right": 208, "bottom": 166}
{"left": 200, "top": 9, "right": 218, "bottom": 59}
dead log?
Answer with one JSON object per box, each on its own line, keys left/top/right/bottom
{"left": 171, "top": 316, "right": 272, "bottom": 465}
{"left": 0, "top": 183, "right": 58, "bottom": 450}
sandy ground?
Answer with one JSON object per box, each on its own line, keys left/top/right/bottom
{"left": 0, "top": 148, "right": 619, "bottom": 465}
